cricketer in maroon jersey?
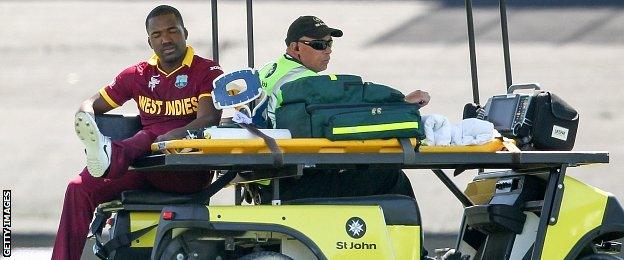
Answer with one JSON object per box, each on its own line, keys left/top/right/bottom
{"left": 52, "top": 6, "right": 223, "bottom": 260}
{"left": 99, "top": 45, "right": 223, "bottom": 136}
{"left": 79, "top": 7, "right": 223, "bottom": 141}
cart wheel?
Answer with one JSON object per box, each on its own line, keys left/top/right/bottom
{"left": 578, "top": 253, "right": 623, "bottom": 260}
{"left": 238, "top": 251, "right": 293, "bottom": 260}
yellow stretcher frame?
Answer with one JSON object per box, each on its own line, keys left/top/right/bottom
{"left": 151, "top": 138, "right": 510, "bottom": 155}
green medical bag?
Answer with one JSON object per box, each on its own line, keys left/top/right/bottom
{"left": 275, "top": 75, "right": 425, "bottom": 140}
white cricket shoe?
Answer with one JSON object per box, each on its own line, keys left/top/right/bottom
{"left": 74, "top": 111, "right": 112, "bottom": 177}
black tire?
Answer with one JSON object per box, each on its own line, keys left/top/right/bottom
{"left": 578, "top": 253, "right": 624, "bottom": 260}
{"left": 238, "top": 251, "right": 293, "bottom": 260}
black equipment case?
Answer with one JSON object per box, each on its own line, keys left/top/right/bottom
{"left": 483, "top": 84, "right": 579, "bottom": 151}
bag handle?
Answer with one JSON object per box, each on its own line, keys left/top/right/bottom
{"left": 507, "top": 83, "right": 540, "bottom": 94}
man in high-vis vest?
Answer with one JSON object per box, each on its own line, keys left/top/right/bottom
{"left": 256, "top": 16, "right": 430, "bottom": 202}
{"left": 258, "top": 15, "right": 430, "bottom": 126}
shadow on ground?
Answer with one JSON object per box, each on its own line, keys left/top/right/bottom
{"left": 369, "top": 6, "right": 624, "bottom": 45}
{"left": 439, "top": 0, "right": 624, "bottom": 7}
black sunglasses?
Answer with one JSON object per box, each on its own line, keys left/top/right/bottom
{"left": 297, "top": 39, "right": 333, "bottom": 51}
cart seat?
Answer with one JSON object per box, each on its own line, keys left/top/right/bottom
{"left": 285, "top": 194, "right": 421, "bottom": 226}
{"left": 121, "top": 190, "right": 199, "bottom": 205}
{"left": 94, "top": 114, "right": 142, "bottom": 141}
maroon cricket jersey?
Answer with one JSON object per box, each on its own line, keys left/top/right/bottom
{"left": 99, "top": 46, "right": 223, "bottom": 136}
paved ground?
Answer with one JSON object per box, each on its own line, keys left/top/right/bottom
{"left": 0, "top": 233, "right": 474, "bottom": 259}
{"left": 0, "top": 0, "right": 623, "bottom": 258}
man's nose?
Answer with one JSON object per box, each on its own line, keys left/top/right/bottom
{"left": 324, "top": 46, "right": 332, "bottom": 54}
{"left": 161, "top": 32, "right": 173, "bottom": 44}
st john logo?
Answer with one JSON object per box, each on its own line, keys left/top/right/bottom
{"left": 345, "top": 217, "right": 366, "bottom": 239}
{"left": 336, "top": 216, "right": 377, "bottom": 250}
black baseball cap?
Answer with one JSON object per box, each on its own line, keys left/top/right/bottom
{"left": 285, "top": 16, "right": 343, "bottom": 45}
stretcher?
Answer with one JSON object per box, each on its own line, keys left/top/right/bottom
{"left": 133, "top": 137, "right": 608, "bottom": 173}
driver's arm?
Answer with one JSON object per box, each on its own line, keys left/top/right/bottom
{"left": 405, "top": 90, "right": 430, "bottom": 107}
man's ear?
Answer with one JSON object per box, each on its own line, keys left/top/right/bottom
{"left": 288, "top": 42, "right": 299, "bottom": 52}
{"left": 147, "top": 38, "right": 152, "bottom": 49}
{"left": 183, "top": 27, "right": 189, "bottom": 39}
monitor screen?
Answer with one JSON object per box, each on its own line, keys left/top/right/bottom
{"left": 487, "top": 96, "right": 518, "bottom": 131}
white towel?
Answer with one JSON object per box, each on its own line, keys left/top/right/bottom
{"left": 422, "top": 114, "right": 452, "bottom": 146}
{"left": 451, "top": 118, "right": 495, "bottom": 145}
{"left": 203, "top": 127, "right": 292, "bottom": 139}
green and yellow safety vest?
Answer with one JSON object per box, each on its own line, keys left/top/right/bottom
{"left": 259, "top": 54, "right": 317, "bottom": 126}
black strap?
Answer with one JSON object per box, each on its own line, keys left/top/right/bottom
{"left": 101, "top": 224, "right": 158, "bottom": 256}
{"left": 238, "top": 123, "right": 284, "bottom": 166}
{"left": 90, "top": 209, "right": 112, "bottom": 259}
{"left": 89, "top": 209, "right": 110, "bottom": 239}
{"left": 398, "top": 138, "right": 417, "bottom": 163}
{"left": 502, "top": 139, "right": 522, "bottom": 164}
{"left": 190, "top": 170, "right": 238, "bottom": 204}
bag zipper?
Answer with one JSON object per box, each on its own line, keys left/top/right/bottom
{"left": 307, "top": 102, "right": 420, "bottom": 113}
